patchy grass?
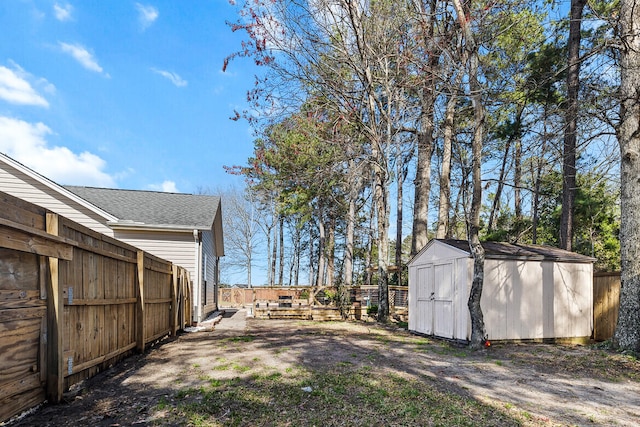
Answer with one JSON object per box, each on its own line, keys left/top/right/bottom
{"left": 156, "top": 363, "right": 522, "bottom": 427}
{"left": 487, "top": 342, "right": 640, "bottom": 382}
{"left": 13, "top": 318, "right": 640, "bottom": 427}
{"left": 226, "top": 335, "right": 256, "bottom": 343}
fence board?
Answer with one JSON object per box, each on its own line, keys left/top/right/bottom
{"left": 593, "top": 272, "right": 620, "bottom": 341}
{"left": 45, "top": 213, "right": 64, "bottom": 403}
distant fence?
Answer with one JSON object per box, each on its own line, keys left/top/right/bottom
{"left": 0, "top": 191, "right": 191, "bottom": 423}
{"left": 593, "top": 272, "right": 620, "bottom": 342}
{"left": 218, "top": 285, "right": 408, "bottom": 317}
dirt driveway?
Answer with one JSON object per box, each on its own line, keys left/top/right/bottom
{"left": 9, "top": 309, "right": 640, "bottom": 426}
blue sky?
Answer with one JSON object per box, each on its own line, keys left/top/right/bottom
{"left": 0, "top": 0, "right": 258, "bottom": 193}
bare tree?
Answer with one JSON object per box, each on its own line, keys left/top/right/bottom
{"left": 218, "top": 186, "right": 262, "bottom": 287}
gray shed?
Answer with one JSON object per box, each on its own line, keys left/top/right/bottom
{"left": 408, "top": 239, "right": 595, "bottom": 342}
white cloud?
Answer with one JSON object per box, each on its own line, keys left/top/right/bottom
{"left": 53, "top": 3, "right": 73, "bottom": 21}
{"left": 0, "top": 116, "right": 115, "bottom": 187}
{"left": 151, "top": 68, "right": 187, "bottom": 87}
{"left": 148, "top": 180, "right": 178, "bottom": 193}
{"left": 59, "top": 42, "right": 105, "bottom": 74}
{"left": 136, "top": 3, "right": 158, "bottom": 30}
{"left": 0, "top": 65, "right": 50, "bottom": 107}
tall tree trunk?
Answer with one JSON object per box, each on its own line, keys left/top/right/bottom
{"left": 613, "top": 0, "right": 640, "bottom": 352}
{"left": 514, "top": 139, "right": 522, "bottom": 219}
{"left": 309, "top": 226, "right": 315, "bottom": 287}
{"left": 411, "top": 0, "right": 438, "bottom": 255}
{"left": 344, "top": 182, "right": 356, "bottom": 286}
{"left": 278, "top": 215, "right": 284, "bottom": 285}
{"left": 343, "top": 158, "right": 360, "bottom": 287}
{"left": 326, "top": 215, "right": 336, "bottom": 286}
{"left": 559, "top": 0, "right": 586, "bottom": 251}
{"left": 396, "top": 146, "right": 406, "bottom": 285}
{"left": 531, "top": 161, "right": 542, "bottom": 245}
{"left": 467, "top": 53, "right": 486, "bottom": 349}
{"left": 453, "top": 0, "right": 485, "bottom": 349}
{"left": 266, "top": 225, "right": 273, "bottom": 286}
{"left": 436, "top": 86, "right": 457, "bottom": 239}
{"left": 344, "top": 0, "right": 390, "bottom": 319}
{"left": 488, "top": 108, "right": 523, "bottom": 234}
{"left": 532, "top": 116, "right": 549, "bottom": 244}
{"left": 293, "top": 223, "right": 301, "bottom": 287}
{"left": 316, "top": 208, "right": 326, "bottom": 288}
{"left": 487, "top": 139, "right": 512, "bottom": 234}
{"left": 270, "top": 222, "right": 277, "bottom": 286}
{"left": 247, "top": 251, "right": 252, "bottom": 288}
{"left": 375, "top": 163, "right": 390, "bottom": 321}
{"left": 365, "top": 195, "right": 374, "bottom": 286}
{"left": 411, "top": 92, "right": 435, "bottom": 256}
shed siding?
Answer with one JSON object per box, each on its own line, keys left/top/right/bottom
{"left": 482, "top": 259, "right": 546, "bottom": 340}
{"left": 0, "top": 164, "right": 113, "bottom": 235}
{"left": 552, "top": 261, "right": 593, "bottom": 338}
{"left": 410, "top": 240, "right": 594, "bottom": 342}
{"left": 480, "top": 259, "right": 593, "bottom": 340}
{"left": 456, "top": 258, "right": 470, "bottom": 340}
{"left": 408, "top": 265, "right": 418, "bottom": 332}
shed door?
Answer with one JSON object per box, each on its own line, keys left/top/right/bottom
{"left": 433, "top": 262, "right": 454, "bottom": 338}
{"left": 415, "top": 262, "right": 455, "bottom": 338}
{"left": 416, "top": 265, "right": 434, "bottom": 334}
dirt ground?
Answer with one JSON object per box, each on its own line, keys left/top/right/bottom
{"left": 8, "top": 309, "right": 640, "bottom": 426}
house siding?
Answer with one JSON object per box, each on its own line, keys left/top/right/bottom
{"left": 201, "top": 230, "right": 217, "bottom": 316}
{"left": 113, "top": 229, "right": 221, "bottom": 322}
{"left": 113, "top": 230, "right": 196, "bottom": 274}
{"left": 0, "top": 164, "right": 113, "bottom": 235}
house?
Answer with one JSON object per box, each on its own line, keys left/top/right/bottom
{"left": 0, "top": 152, "right": 223, "bottom": 323}
{"left": 408, "top": 239, "right": 594, "bottom": 342}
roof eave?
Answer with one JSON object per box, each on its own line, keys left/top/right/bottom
{"left": 108, "top": 222, "right": 210, "bottom": 232}
{"left": 1, "top": 153, "right": 119, "bottom": 222}
{"left": 484, "top": 254, "right": 545, "bottom": 261}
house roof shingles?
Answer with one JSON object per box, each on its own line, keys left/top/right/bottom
{"left": 64, "top": 186, "right": 220, "bottom": 230}
{"left": 438, "top": 239, "right": 596, "bottom": 263}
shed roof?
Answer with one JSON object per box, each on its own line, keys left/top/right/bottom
{"left": 64, "top": 186, "right": 220, "bottom": 230}
{"left": 437, "top": 239, "right": 596, "bottom": 263}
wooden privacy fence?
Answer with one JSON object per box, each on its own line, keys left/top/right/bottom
{"left": 0, "top": 192, "right": 191, "bottom": 423}
{"left": 593, "top": 272, "right": 620, "bottom": 341}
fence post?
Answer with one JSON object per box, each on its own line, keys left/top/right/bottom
{"left": 45, "top": 213, "right": 64, "bottom": 403}
{"left": 171, "top": 265, "right": 178, "bottom": 336}
{"left": 136, "top": 250, "right": 146, "bottom": 352}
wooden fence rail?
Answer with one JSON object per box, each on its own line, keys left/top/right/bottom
{"left": 0, "top": 192, "right": 191, "bottom": 423}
